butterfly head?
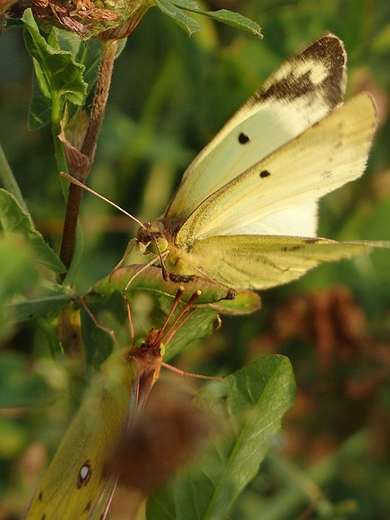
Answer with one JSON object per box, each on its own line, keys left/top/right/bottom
{"left": 135, "top": 220, "right": 167, "bottom": 254}
{"left": 136, "top": 218, "right": 182, "bottom": 255}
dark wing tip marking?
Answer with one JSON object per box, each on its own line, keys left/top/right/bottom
{"left": 238, "top": 132, "right": 250, "bottom": 144}
{"left": 256, "top": 34, "right": 346, "bottom": 108}
{"left": 304, "top": 34, "right": 346, "bottom": 70}
{"left": 260, "top": 170, "right": 271, "bottom": 178}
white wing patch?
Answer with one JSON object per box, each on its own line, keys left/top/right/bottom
{"left": 226, "top": 202, "right": 318, "bottom": 237}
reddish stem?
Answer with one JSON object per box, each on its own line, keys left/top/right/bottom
{"left": 60, "top": 39, "right": 119, "bottom": 273}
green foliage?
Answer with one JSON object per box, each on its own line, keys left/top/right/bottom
{"left": 155, "top": 0, "right": 262, "bottom": 36}
{"left": 147, "top": 356, "right": 295, "bottom": 519}
{"left": 0, "top": 352, "right": 50, "bottom": 408}
{"left": 0, "top": 189, "right": 64, "bottom": 272}
{"left": 22, "top": 9, "right": 88, "bottom": 129}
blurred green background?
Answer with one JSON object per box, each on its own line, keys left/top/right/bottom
{"left": 1, "top": 0, "right": 390, "bottom": 518}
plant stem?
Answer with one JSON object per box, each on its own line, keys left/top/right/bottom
{"left": 60, "top": 39, "right": 119, "bottom": 273}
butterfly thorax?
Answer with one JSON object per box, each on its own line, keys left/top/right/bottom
{"left": 130, "top": 340, "right": 163, "bottom": 390}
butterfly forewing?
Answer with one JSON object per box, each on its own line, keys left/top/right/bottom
{"left": 175, "top": 93, "right": 377, "bottom": 245}
{"left": 165, "top": 34, "right": 347, "bottom": 221}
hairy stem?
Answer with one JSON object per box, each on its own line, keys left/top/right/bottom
{"left": 60, "top": 39, "right": 119, "bottom": 273}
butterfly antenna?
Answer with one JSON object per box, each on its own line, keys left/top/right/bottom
{"left": 148, "top": 289, "right": 222, "bottom": 382}
{"left": 161, "top": 289, "right": 202, "bottom": 346}
{"left": 61, "top": 172, "right": 172, "bottom": 282}
{"left": 156, "top": 286, "right": 186, "bottom": 341}
{"left": 161, "top": 291, "right": 224, "bottom": 382}
{"left": 60, "top": 171, "right": 145, "bottom": 229}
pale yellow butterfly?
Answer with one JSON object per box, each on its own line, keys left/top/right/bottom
{"left": 132, "top": 34, "right": 388, "bottom": 290}
{"left": 24, "top": 288, "right": 201, "bottom": 519}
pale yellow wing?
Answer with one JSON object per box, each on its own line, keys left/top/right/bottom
{"left": 165, "top": 34, "right": 347, "bottom": 224}
{"left": 184, "top": 235, "right": 389, "bottom": 290}
{"left": 175, "top": 93, "right": 377, "bottom": 246}
{"left": 24, "top": 349, "right": 140, "bottom": 520}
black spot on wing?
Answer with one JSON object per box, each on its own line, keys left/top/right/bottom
{"left": 238, "top": 132, "right": 250, "bottom": 144}
{"left": 77, "top": 460, "right": 92, "bottom": 488}
{"left": 260, "top": 170, "right": 271, "bottom": 178}
{"left": 282, "top": 245, "right": 303, "bottom": 252}
{"left": 282, "top": 238, "right": 320, "bottom": 252}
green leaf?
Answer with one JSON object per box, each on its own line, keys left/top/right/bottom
{"left": 0, "top": 236, "right": 39, "bottom": 300}
{"left": 22, "top": 9, "right": 88, "bottom": 129}
{"left": 194, "top": 9, "right": 262, "bottom": 36}
{"left": 53, "top": 28, "right": 102, "bottom": 97}
{"left": 0, "top": 189, "right": 65, "bottom": 273}
{"left": 155, "top": 0, "right": 201, "bottom": 34}
{"left": 156, "top": 0, "right": 262, "bottom": 36}
{"left": 147, "top": 355, "right": 295, "bottom": 519}
{"left": 0, "top": 352, "right": 50, "bottom": 408}
{"left": 10, "top": 291, "right": 73, "bottom": 322}
{"left": 83, "top": 283, "right": 220, "bottom": 365}
{"left": 91, "top": 265, "right": 260, "bottom": 315}
{"left": 0, "top": 235, "right": 40, "bottom": 340}
{"left": 28, "top": 68, "right": 53, "bottom": 130}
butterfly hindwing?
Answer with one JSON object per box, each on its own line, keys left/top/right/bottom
{"left": 24, "top": 350, "right": 142, "bottom": 520}
{"left": 184, "top": 235, "right": 386, "bottom": 290}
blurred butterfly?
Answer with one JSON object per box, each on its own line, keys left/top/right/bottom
{"left": 133, "top": 34, "right": 388, "bottom": 290}
{"left": 24, "top": 288, "right": 202, "bottom": 519}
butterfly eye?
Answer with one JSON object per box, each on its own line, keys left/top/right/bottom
{"left": 148, "top": 236, "right": 169, "bottom": 255}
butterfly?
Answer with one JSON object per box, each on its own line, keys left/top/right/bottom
{"left": 134, "top": 34, "right": 388, "bottom": 290}
{"left": 24, "top": 288, "right": 201, "bottom": 519}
